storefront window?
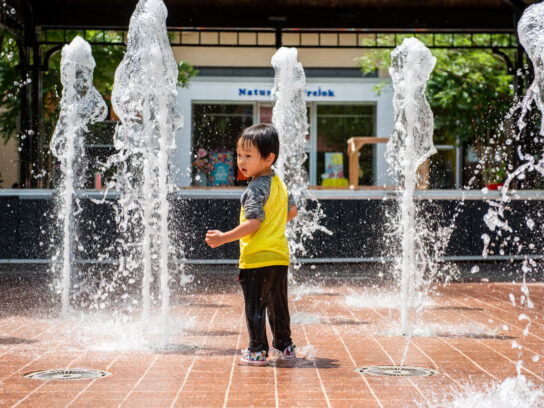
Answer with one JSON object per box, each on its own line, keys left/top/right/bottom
{"left": 316, "top": 104, "right": 375, "bottom": 187}
{"left": 192, "top": 103, "right": 254, "bottom": 186}
{"left": 429, "top": 148, "right": 456, "bottom": 189}
{"left": 259, "top": 103, "right": 273, "bottom": 123}
{"left": 260, "top": 102, "right": 311, "bottom": 178}
{"left": 81, "top": 120, "right": 116, "bottom": 189}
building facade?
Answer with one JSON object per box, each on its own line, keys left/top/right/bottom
{"left": 171, "top": 46, "right": 458, "bottom": 190}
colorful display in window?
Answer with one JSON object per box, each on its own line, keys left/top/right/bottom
{"left": 208, "top": 148, "right": 234, "bottom": 186}
{"left": 192, "top": 148, "right": 213, "bottom": 186}
{"left": 322, "top": 152, "right": 348, "bottom": 187}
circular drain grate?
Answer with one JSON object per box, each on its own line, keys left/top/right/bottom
{"left": 24, "top": 369, "right": 111, "bottom": 381}
{"left": 355, "top": 366, "right": 439, "bottom": 377}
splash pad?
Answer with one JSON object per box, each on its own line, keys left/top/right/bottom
{"left": 1, "top": 0, "right": 544, "bottom": 407}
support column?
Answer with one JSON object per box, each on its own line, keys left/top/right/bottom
{"left": 499, "top": 1, "right": 527, "bottom": 188}
{"left": 18, "top": 45, "right": 32, "bottom": 188}
{"left": 275, "top": 28, "right": 282, "bottom": 49}
{"left": 31, "top": 27, "right": 43, "bottom": 188}
{"left": 512, "top": 25, "right": 530, "bottom": 188}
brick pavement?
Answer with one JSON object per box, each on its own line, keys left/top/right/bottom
{"left": 0, "top": 274, "right": 543, "bottom": 407}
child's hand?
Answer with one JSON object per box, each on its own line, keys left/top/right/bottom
{"left": 205, "top": 230, "right": 225, "bottom": 248}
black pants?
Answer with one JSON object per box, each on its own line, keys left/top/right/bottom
{"left": 238, "top": 265, "right": 292, "bottom": 353}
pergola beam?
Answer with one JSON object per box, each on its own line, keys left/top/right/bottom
{"left": 31, "top": 6, "right": 520, "bottom": 31}
{"left": 37, "top": 28, "right": 520, "bottom": 50}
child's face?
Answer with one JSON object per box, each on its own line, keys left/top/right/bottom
{"left": 236, "top": 141, "right": 274, "bottom": 179}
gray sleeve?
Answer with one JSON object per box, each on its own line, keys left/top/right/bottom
{"left": 241, "top": 177, "right": 271, "bottom": 221}
{"left": 287, "top": 192, "right": 295, "bottom": 209}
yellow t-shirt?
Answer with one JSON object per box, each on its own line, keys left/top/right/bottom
{"left": 239, "top": 174, "right": 290, "bottom": 269}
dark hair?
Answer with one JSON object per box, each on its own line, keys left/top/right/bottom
{"left": 236, "top": 123, "right": 280, "bottom": 164}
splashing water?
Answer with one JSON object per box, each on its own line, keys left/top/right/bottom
{"left": 65, "top": 314, "right": 197, "bottom": 352}
{"left": 385, "top": 37, "right": 437, "bottom": 336}
{"left": 476, "top": 2, "right": 544, "bottom": 399}
{"left": 291, "top": 283, "right": 329, "bottom": 300}
{"left": 271, "top": 47, "right": 331, "bottom": 272}
{"left": 50, "top": 36, "right": 107, "bottom": 315}
{"left": 290, "top": 312, "right": 321, "bottom": 325}
{"left": 483, "top": 3, "right": 544, "bottom": 244}
{"left": 344, "top": 288, "right": 434, "bottom": 310}
{"left": 487, "top": 3, "right": 544, "bottom": 228}
{"left": 108, "top": 0, "right": 183, "bottom": 346}
{"left": 377, "top": 321, "right": 497, "bottom": 339}
{"left": 418, "top": 376, "right": 544, "bottom": 408}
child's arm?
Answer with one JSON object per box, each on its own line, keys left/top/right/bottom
{"left": 205, "top": 219, "right": 261, "bottom": 248}
{"left": 287, "top": 205, "right": 298, "bottom": 222}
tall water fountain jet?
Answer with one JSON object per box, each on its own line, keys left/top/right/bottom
{"left": 271, "top": 47, "right": 330, "bottom": 268}
{"left": 476, "top": 3, "right": 544, "bottom": 391}
{"left": 50, "top": 36, "right": 108, "bottom": 315}
{"left": 482, "top": 3, "right": 544, "bottom": 308}
{"left": 385, "top": 38, "right": 437, "bottom": 336}
{"left": 109, "top": 0, "right": 182, "bottom": 345}
{"left": 501, "top": 3, "right": 544, "bottom": 194}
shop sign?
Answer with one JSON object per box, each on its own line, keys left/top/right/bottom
{"left": 238, "top": 88, "right": 272, "bottom": 96}
{"left": 238, "top": 86, "right": 335, "bottom": 97}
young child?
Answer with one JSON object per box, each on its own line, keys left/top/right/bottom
{"left": 205, "top": 123, "right": 298, "bottom": 365}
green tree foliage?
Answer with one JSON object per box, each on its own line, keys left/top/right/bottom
{"left": 0, "top": 30, "right": 198, "bottom": 142}
{"left": 40, "top": 30, "right": 197, "bottom": 139}
{"left": 0, "top": 32, "right": 21, "bottom": 145}
{"left": 0, "top": 29, "right": 198, "bottom": 186}
{"left": 357, "top": 34, "right": 516, "bottom": 186}
{"left": 357, "top": 34, "right": 515, "bottom": 145}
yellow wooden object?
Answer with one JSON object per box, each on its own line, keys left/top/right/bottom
{"left": 322, "top": 178, "right": 349, "bottom": 187}
{"left": 346, "top": 137, "right": 430, "bottom": 190}
{"left": 347, "top": 137, "right": 388, "bottom": 188}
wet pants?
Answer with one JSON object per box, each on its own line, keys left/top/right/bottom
{"left": 238, "top": 265, "right": 292, "bottom": 353}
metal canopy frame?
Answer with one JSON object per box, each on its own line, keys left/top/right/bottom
{"left": 0, "top": 5, "right": 24, "bottom": 40}
{"left": 38, "top": 27, "right": 519, "bottom": 50}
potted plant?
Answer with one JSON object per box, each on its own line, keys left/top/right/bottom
{"left": 471, "top": 126, "right": 510, "bottom": 191}
{"left": 484, "top": 162, "right": 507, "bottom": 190}
{"left": 192, "top": 148, "right": 213, "bottom": 186}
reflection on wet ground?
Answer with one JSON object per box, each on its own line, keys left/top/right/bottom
{"left": 0, "top": 267, "right": 543, "bottom": 407}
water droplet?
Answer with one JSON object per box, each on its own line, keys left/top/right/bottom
{"left": 509, "top": 293, "right": 516, "bottom": 306}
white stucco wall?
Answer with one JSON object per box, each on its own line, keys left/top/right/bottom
{"left": 173, "top": 76, "right": 394, "bottom": 187}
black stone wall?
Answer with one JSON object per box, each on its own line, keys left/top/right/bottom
{"left": 0, "top": 194, "right": 542, "bottom": 261}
